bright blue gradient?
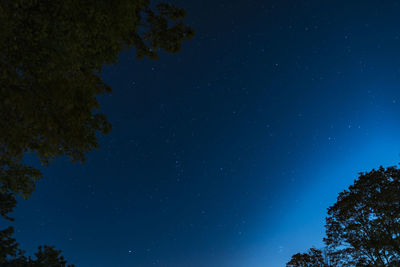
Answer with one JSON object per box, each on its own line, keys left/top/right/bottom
{"left": 4, "top": 1, "right": 400, "bottom": 266}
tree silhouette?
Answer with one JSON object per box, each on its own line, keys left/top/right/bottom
{"left": 0, "top": 0, "right": 193, "bottom": 264}
{"left": 29, "top": 245, "right": 74, "bottom": 267}
{"left": 286, "top": 248, "right": 327, "bottom": 267}
{"left": 0, "top": 0, "right": 194, "bottom": 216}
{"left": 324, "top": 166, "right": 400, "bottom": 266}
{"left": 0, "top": 227, "right": 20, "bottom": 262}
{"left": 1, "top": 242, "right": 74, "bottom": 267}
{"left": 287, "top": 165, "right": 400, "bottom": 266}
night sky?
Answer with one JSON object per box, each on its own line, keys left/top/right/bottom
{"left": 6, "top": 1, "right": 400, "bottom": 266}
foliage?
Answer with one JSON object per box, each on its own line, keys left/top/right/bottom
{"left": 28, "top": 245, "right": 74, "bottom": 267}
{"left": 0, "top": 227, "right": 21, "bottom": 262}
{"left": 286, "top": 248, "right": 328, "bottom": 267}
{"left": 287, "top": 166, "right": 400, "bottom": 266}
{"left": 0, "top": 0, "right": 193, "bottom": 264}
{"left": 0, "top": 0, "right": 194, "bottom": 216}
{"left": 1, "top": 240, "right": 74, "bottom": 267}
{"left": 324, "top": 166, "right": 400, "bottom": 266}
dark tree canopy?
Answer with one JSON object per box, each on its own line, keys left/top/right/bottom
{"left": 1, "top": 227, "right": 73, "bottom": 267}
{"left": 0, "top": 0, "right": 194, "bottom": 213}
{"left": 324, "top": 166, "right": 400, "bottom": 266}
{"left": 286, "top": 248, "right": 331, "bottom": 267}
{"left": 0, "top": 227, "right": 20, "bottom": 262}
{"left": 286, "top": 247, "right": 343, "bottom": 267}
{"left": 0, "top": 0, "right": 193, "bottom": 264}
{"left": 288, "top": 166, "right": 400, "bottom": 266}
{"left": 1, "top": 239, "right": 74, "bottom": 267}
{"left": 29, "top": 245, "right": 74, "bottom": 267}
{"left": 286, "top": 248, "right": 327, "bottom": 267}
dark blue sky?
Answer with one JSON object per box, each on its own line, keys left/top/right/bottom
{"left": 5, "top": 1, "right": 400, "bottom": 266}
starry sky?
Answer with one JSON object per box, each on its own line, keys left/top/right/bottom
{"left": 6, "top": 0, "right": 400, "bottom": 266}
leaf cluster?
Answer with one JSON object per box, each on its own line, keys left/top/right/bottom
{"left": 287, "top": 166, "right": 400, "bottom": 266}
{"left": 324, "top": 166, "right": 400, "bottom": 266}
{"left": 1, "top": 227, "right": 73, "bottom": 267}
{"left": 0, "top": 0, "right": 193, "bottom": 264}
{"left": 286, "top": 248, "right": 327, "bottom": 267}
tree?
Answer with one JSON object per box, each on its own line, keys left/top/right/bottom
{"left": 324, "top": 166, "right": 400, "bottom": 266}
{"left": 0, "top": 0, "right": 194, "bottom": 216}
{"left": 28, "top": 245, "right": 74, "bottom": 267}
{"left": 286, "top": 248, "right": 328, "bottom": 267}
{"left": 1, "top": 242, "right": 74, "bottom": 267}
{"left": 0, "top": 0, "right": 193, "bottom": 263}
{"left": 0, "top": 227, "right": 21, "bottom": 262}
{"left": 287, "top": 165, "right": 400, "bottom": 266}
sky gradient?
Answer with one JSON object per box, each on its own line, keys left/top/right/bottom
{"left": 5, "top": 0, "right": 400, "bottom": 266}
